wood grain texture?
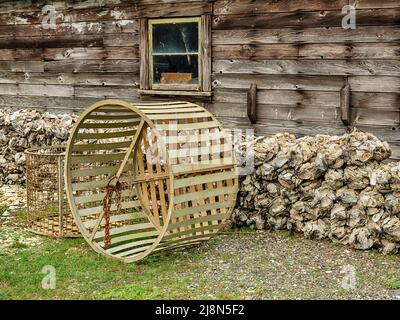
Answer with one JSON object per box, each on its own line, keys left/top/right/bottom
{"left": 0, "top": 0, "right": 397, "bottom": 150}
{"left": 213, "top": 9, "right": 400, "bottom": 30}
{"left": 213, "top": 26, "right": 400, "bottom": 45}
{"left": 214, "top": 0, "right": 348, "bottom": 15}
{"left": 213, "top": 59, "right": 400, "bottom": 76}
{"left": 139, "top": 18, "right": 149, "bottom": 90}
{"left": 44, "top": 59, "right": 139, "bottom": 73}
{"left": 201, "top": 14, "right": 212, "bottom": 92}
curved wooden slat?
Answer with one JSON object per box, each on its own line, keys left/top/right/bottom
{"left": 65, "top": 99, "right": 237, "bottom": 263}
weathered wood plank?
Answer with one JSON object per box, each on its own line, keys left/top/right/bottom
{"left": 214, "top": 88, "right": 341, "bottom": 107}
{"left": 348, "top": 76, "right": 400, "bottom": 93}
{"left": 215, "top": 116, "right": 400, "bottom": 144}
{"left": 0, "top": 35, "right": 103, "bottom": 49}
{"left": 0, "top": 49, "right": 42, "bottom": 60}
{"left": 0, "top": 71, "right": 139, "bottom": 86}
{"left": 299, "top": 43, "right": 400, "bottom": 60}
{"left": 43, "top": 47, "right": 139, "bottom": 60}
{"left": 213, "top": 9, "right": 400, "bottom": 30}
{"left": 44, "top": 59, "right": 139, "bottom": 73}
{"left": 0, "top": 60, "right": 44, "bottom": 72}
{"left": 340, "top": 83, "right": 351, "bottom": 125}
{"left": 0, "top": 83, "right": 73, "bottom": 97}
{"left": 350, "top": 0, "right": 400, "bottom": 9}
{"left": 213, "top": 44, "right": 299, "bottom": 59}
{"left": 201, "top": 14, "right": 212, "bottom": 92}
{"left": 138, "top": 1, "right": 212, "bottom": 18}
{"left": 139, "top": 18, "right": 149, "bottom": 90}
{"left": 104, "top": 33, "right": 138, "bottom": 47}
{"left": 214, "top": 0, "right": 348, "bottom": 15}
{"left": 213, "top": 59, "right": 400, "bottom": 76}
{"left": 74, "top": 85, "right": 139, "bottom": 99}
{"left": 0, "top": 0, "right": 133, "bottom": 13}
{"left": 212, "top": 74, "right": 400, "bottom": 93}
{"left": 213, "top": 26, "right": 400, "bottom": 45}
{"left": 247, "top": 83, "right": 257, "bottom": 124}
{"left": 0, "top": 95, "right": 96, "bottom": 112}
{"left": 352, "top": 108, "right": 399, "bottom": 126}
{"left": 0, "top": 5, "right": 138, "bottom": 26}
{"left": 214, "top": 43, "right": 400, "bottom": 60}
{"left": 208, "top": 102, "right": 339, "bottom": 122}
{"left": 351, "top": 92, "right": 400, "bottom": 110}
{"left": 0, "top": 20, "right": 138, "bottom": 38}
{"left": 212, "top": 73, "right": 346, "bottom": 91}
{"left": 214, "top": 88, "right": 400, "bottom": 111}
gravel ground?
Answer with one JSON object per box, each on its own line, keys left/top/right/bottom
{"left": 184, "top": 231, "right": 400, "bottom": 300}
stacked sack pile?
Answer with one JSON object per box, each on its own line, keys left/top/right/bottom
{"left": 232, "top": 130, "right": 400, "bottom": 254}
{"left": 0, "top": 108, "right": 77, "bottom": 184}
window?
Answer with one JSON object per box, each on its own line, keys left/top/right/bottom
{"left": 139, "top": 15, "right": 211, "bottom": 97}
{"left": 150, "top": 17, "right": 201, "bottom": 91}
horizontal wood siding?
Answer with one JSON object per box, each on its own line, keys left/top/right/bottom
{"left": 0, "top": 0, "right": 141, "bottom": 114}
{"left": 0, "top": 0, "right": 399, "bottom": 158}
{"left": 209, "top": 0, "right": 400, "bottom": 159}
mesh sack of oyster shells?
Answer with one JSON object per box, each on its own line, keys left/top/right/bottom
{"left": 0, "top": 108, "right": 77, "bottom": 183}
{"left": 232, "top": 129, "right": 400, "bottom": 255}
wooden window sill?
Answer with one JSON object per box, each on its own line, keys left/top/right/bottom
{"left": 139, "top": 90, "right": 212, "bottom": 97}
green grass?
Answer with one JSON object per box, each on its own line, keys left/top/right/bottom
{"left": 385, "top": 279, "right": 400, "bottom": 290}
{"left": 0, "top": 236, "right": 204, "bottom": 300}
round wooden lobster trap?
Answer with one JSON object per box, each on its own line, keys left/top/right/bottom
{"left": 64, "top": 100, "right": 238, "bottom": 262}
{"left": 25, "top": 146, "right": 81, "bottom": 237}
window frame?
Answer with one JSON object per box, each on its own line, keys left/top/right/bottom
{"left": 139, "top": 14, "right": 212, "bottom": 97}
{"left": 148, "top": 17, "right": 202, "bottom": 92}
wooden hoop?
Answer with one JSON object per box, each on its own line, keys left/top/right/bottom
{"left": 64, "top": 99, "right": 238, "bottom": 262}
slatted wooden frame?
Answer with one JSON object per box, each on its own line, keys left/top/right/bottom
{"left": 64, "top": 99, "right": 238, "bottom": 262}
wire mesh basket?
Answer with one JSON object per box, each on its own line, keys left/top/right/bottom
{"left": 25, "top": 146, "right": 81, "bottom": 238}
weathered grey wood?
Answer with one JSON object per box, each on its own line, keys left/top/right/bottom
{"left": 0, "top": 61, "right": 43, "bottom": 72}
{"left": 0, "top": 35, "right": 103, "bottom": 49}
{"left": 348, "top": 76, "right": 400, "bottom": 93}
{"left": 0, "top": 72, "right": 139, "bottom": 86}
{"left": 208, "top": 102, "right": 340, "bottom": 123}
{"left": 214, "top": 0, "right": 348, "bottom": 15}
{"left": 214, "top": 88, "right": 341, "bottom": 107}
{"left": 299, "top": 43, "right": 400, "bottom": 60}
{"left": 350, "top": 0, "right": 400, "bottom": 9}
{"left": 104, "top": 33, "right": 139, "bottom": 47}
{"left": 43, "top": 47, "right": 139, "bottom": 61}
{"left": 213, "top": 26, "right": 400, "bottom": 45}
{"left": 350, "top": 92, "right": 400, "bottom": 110}
{"left": 213, "top": 8, "right": 400, "bottom": 30}
{"left": 138, "top": 1, "right": 212, "bottom": 18}
{"left": 213, "top": 59, "right": 400, "bottom": 76}
{"left": 201, "top": 14, "right": 212, "bottom": 92}
{"left": 341, "top": 82, "right": 351, "bottom": 126}
{"left": 212, "top": 74, "right": 347, "bottom": 91}
{"left": 213, "top": 73, "right": 400, "bottom": 93}
{"left": 0, "top": 49, "right": 42, "bottom": 61}
{"left": 247, "top": 83, "right": 257, "bottom": 124}
{"left": 139, "top": 18, "right": 149, "bottom": 90}
{"left": 213, "top": 44, "right": 299, "bottom": 60}
{"left": 0, "top": 83, "right": 73, "bottom": 97}
{"left": 44, "top": 60, "right": 139, "bottom": 73}
{"left": 74, "top": 85, "right": 140, "bottom": 99}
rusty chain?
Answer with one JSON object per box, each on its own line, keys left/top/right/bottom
{"left": 102, "top": 175, "right": 123, "bottom": 248}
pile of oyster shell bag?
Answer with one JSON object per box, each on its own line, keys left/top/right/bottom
{"left": 0, "top": 108, "right": 76, "bottom": 183}
{"left": 232, "top": 130, "right": 400, "bottom": 254}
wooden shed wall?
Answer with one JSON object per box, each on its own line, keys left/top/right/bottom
{"left": 0, "top": 0, "right": 399, "bottom": 157}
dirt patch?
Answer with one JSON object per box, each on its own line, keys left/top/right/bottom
{"left": 185, "top": 231, "right": 400, "bottom": 300}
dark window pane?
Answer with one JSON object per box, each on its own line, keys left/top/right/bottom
{"left": 153, "top": 55, "right": 199, "bottom": 85}
{"left": 152, "top": 22, "right": 198, "bottom": 54}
